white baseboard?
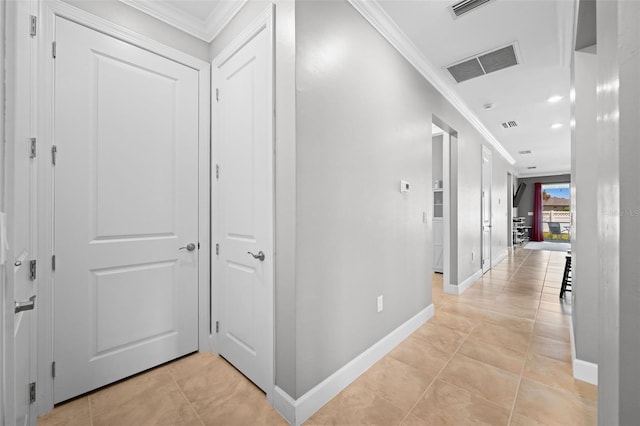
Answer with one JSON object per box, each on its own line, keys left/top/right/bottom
{"left": 444, "top": 269, "right": 482, "bottom": 295}
{"left": 492, "top": 250, "right": 508, "bottom": 267}
{"left": 569, "top": 315, "right": 598, "bottom": 385}
{"left": 272, "top": 304, "right": 434, "bottom": 426}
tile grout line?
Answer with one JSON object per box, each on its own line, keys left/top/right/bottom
{"left": 88, "top": 395, "right": 95, "bottom": 426}
{"left": 168, "top": 366, "right": 207, "bottom": 426}
{"left": 507, "top": 249, "right": 544, "bottom": 425}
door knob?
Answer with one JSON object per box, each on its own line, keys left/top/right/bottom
{"left": 247, "top": 251, "right": 265, "bottom": 261}
{"left": 179, "top": 243, "right": 196, "bottom": 252}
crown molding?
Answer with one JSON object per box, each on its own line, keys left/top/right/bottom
{"left": 348, "top": 0, "right": 516, "bottom": 165}
{"left": 120, "top": 0, "right": 247, "bottom": 43}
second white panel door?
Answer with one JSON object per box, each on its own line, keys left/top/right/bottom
{"left": 213, "top": 16, "right": 273, "bottom": 393}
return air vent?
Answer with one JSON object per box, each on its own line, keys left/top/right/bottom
{"left": 501, "top": 121, "right": 518, "bottom": 129}
{"left": 450, "top": 0, "right": 495, "bottom": 18}
{"left": 446, "top": 44, "right": 519, "bottom": 83}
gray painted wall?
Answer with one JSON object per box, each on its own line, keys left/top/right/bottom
{"left": 571, "top": 50, "right": 598, "bottom": 364}
{"left": 597, "top": 0, "right": 640, "bottom": 422}
{"left": 295, "top": 0, "right": 511, "bottom": 396}
{"left": 62, "top": 0, "right": 210, "bottom": 61}
{"left": 0, "top": 0, "right": 6, "bottom": 414}
{"left": 514, "top": 174, "right": 571, "bottom": 227}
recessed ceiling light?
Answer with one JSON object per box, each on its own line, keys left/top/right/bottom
{"left": 483, "top": 103, "right": 494, "bottom": 110}
{"left": 548, "top": 95, "right": 563, "bottom": 103}
{"left": 551, "top": 123, "right": 563, "bottom": 129}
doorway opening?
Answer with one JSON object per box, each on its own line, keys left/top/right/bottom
{"left": 542, "top": 183, "right": 571, "bottom": 241}
{"left": 431, "top": 116, "right": 454, "bottom": 294}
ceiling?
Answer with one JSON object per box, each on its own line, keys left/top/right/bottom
{"left": 125, "top": 0, "right": 574, "bottom": 177}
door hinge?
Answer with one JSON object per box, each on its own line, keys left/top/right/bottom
{"left": 30, "top": 15, "right": 37, "bottom": 37}
{"left": 52, "top": 255, "right": 56, "bottom": 271}
{"left": 197, "top": 242, "right": 200, "bottom": 250}
{"left": 215, "top": 321, "right": 219, "bottom": 333}
{"left": 215, "top": 243, "right": 219, "bottom": 255}
{"left": 51, "top": 145, "right": 57, "bottom": 165}
{"left": 215, "top": 164, "right": 219, "bottom": 180}
{"left": 29, "top": 260, "right": 36, "bottom": 281}
{"left": 29, "top": 382, "right": 36, "bottom": 404}
{"left": 51, "top": 361, "right": 56, "bottom": 378}
{"left": 30, "top": 137, "right": 36, "bottom": 158}
{"left": 52, "top": 41, "right": 56, "bottom": 58}
{"left": 216, "top": 88, "right": 219, "bottom": 102}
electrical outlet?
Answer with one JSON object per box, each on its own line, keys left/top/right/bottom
{"left": 377, "top": 295, "right": 383, "bottom": 313}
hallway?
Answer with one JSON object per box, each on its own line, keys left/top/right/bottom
{"left": 38, "top": 249, "right": 596, "bottom": 425}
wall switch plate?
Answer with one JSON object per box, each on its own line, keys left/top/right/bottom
{"left": 400, "top": 180, "right": 410, "bottom": 193}
{"left": 377, "top": 295, "right": 383, "bottom": 312}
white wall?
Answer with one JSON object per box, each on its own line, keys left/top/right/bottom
{"left": 596, "top": 0, "right": 640, "bottom": 423}
{"left": 571, "top": 49, "right": 598, "bottom": 365}
{"left": 62, "top": 0, "right": 210, "bottom": 61}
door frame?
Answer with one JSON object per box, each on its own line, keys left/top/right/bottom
{"left": 481, "top": 145, "right": 492, "bottom": 274}
{"left": 210, "top": 5, "right": 275, "bottom": 402}
{"left": 36, "top": 0, "right": 211, "bottom": 414}
{"left": 2, "top": 0, "right": 39, "bottom": 423}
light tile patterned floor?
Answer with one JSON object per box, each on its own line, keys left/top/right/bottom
{"left": 39, "top": 248, "right": 596, "bottom": 425}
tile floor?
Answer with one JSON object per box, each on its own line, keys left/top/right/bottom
{"left": 39, "top": 248, "right": 596, "bottom": 426}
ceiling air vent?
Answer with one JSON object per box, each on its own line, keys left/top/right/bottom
{"left": 501, "top": 121, "right": 518, "bottom": 129}
{"left": 450, "top": 0, "right": 495, "bottom": 18}
{"left": 518, "top": 150, "right": 532, "bottom": 155}
{"left": 527, "top": 166, "right": 537, "bottom": 170}
{"left": 446, "top": 43, "right": 519, "bottom": 83}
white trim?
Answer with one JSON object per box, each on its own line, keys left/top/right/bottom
{"left": 210, "top": 1, "right": 275, "bottom": 402}
{"left": 516, "top": 170, "right": 571, "bottom": 178}
{"left": 347, "top": 0, "right": 515, "bottom": 166}
{"left": 569, "top": 315, "right": 598, "bottom": 385}
{"left": 445, "top": 269, "right": 483, "bottom": 295}
{"left": 37, "top": 0, "right": 211, "bottom": 414}
{"left": 492, "top": 249, "right": 508, "bottom": 267}
{"left": 120, "top": 0, "right": 247, "bottom": 43}
{"left": 272, "top": 305, "right": 434, "bottom": 426}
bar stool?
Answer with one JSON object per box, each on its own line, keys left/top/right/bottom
{"left": 560, "top": 252, "right": 572, "bottom": 298}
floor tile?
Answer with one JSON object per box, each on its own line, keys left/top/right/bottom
{"left": 411, "top": 380, "right": 510, "bottom": 425}
{"left": 89, "top": 368, "right": 202, "bottom": 426}
{"left": 457, "top": 338, "right": 526, "bottom": 375}
{"left": 522, "top": 352, "right": 597, "bottom": 404}
{"left": 389, "top": 335, "right": 451, "bottom": 377}
{"left": 38, "top": 397, "right": 91, "bottom": 426}
{"left": 513, "top": 379, "right": 596, "bottom": 425}
{"left": 304, "top": 381, "right": 407, "bottom": 425}
{"left": 439, "top": 354, "right": 520, "bottom": 409}
{"left": 529, "top": 335, "right": 572, "bottom": 363}
{"left": 467, "top": 322, "right": 531, "bottom": 354}
{"left": 412, "top": 322, "right": 466, "bottom": 354}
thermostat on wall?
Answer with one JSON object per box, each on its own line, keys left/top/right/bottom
{"left": 400, "top": 180, "right": 410, "bottom": 193}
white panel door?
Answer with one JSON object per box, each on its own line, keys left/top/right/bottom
{"left": 213, "top": 18, "right": 273, "bottom": 393}
{"left": 482, "top": 147, "right": 493, "bottom": 273}
{"left": 53, "top": 17, "right": 199, "bottom": 403}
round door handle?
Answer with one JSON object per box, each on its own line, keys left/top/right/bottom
{"left": 179, "top": 243, "right": 196, "bottom": 252}
{"left": 247, "top": 251, "right": 265, "bottom": 261}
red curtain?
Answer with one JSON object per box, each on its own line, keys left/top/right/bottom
{"left": 531, "top": 182, "right": 544, "bottom": 241}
